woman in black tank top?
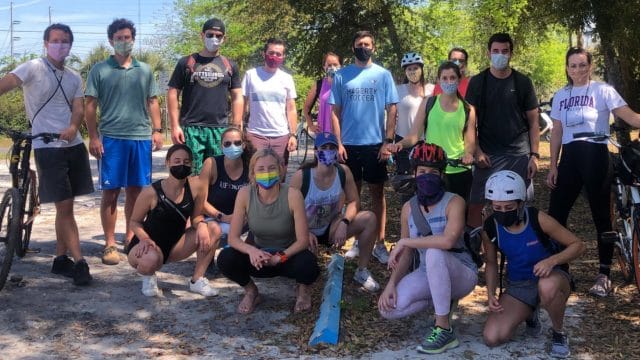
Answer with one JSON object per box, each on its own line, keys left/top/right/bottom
{"left": 127, "top": 144, "right": 218, "bottom": 298}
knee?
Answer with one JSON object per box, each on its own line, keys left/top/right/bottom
{"left": 538, "top": 278, "right": 564, "bottom": 306}
{"left": 216, "top": 248, "right": 235, "bottom": 272}
{"left": 208, "top": 222, "right": 222, "bottom": 240}
{"left": 425, "top": 248, "right": 447, "bottom": 264}
{"left": 483, "top": 326, "right": 505, "bottom": 348}
{"left": 135, "top": 255, "right": 161, "bottom": 275}
{"left": 359, "top": 210, "right": 377, "bottom": 226}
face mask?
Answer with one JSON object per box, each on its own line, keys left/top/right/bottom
{"left": 205, "top": 37, "right": 223, "bottom": 52}
{"left": 265, "top": 54, "right": 284, "bottom": 69}
{"left": 255, "top": 170, "right": 279, "bottom": 189}
{"left": 326, "top": 66, "right": 339, "bottom": 78}
{"left": 440, "top": 81, "right": 459, "bottom": 95}
{"left": 452, "top": 60, "right": 461, "bottom": 67}
{"left": 113, "top": 40, "right": 134, "bottom": 57}
{"left": 170, "top": 164, "right": 191, "bottom": 180}
{"left": 406, "top": 68, "right": 422, "bottom": 83}
{"left": 47, "top": 43, "right": 71, "bottom": 62}
{"left": 493, "top": 209, "right": 520, "bottom": 227}
{"left": 222, "top": 144, "right": 243, "bottom": 160}
{"left": 354, "top": 47, "right": 373, "bottom": 62}
{"left": 416, "top": 173, "right": 445, "bottom": 207}
{"left": 316, "top": 149, "right": 337, "bottom": 166}
{"left": 491, "top": 53, "right": 509, "bottom": 70}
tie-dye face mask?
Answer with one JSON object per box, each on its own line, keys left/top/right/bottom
{"left": 255, "top": 170, "right": 279, "bottom": 189}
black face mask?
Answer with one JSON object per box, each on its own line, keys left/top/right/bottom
{"left": 170, "top": 165, "right": 191, "bottom": 180}
{"left": 354, "top": 47, "right": 373, "bottom": 62}
{"left": 493, "top": 209, "right": 520, "bottom": 227}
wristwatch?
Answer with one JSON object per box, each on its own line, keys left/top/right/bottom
{"left": 152, "top": 128, "right": 163, "bottom": 134}
{"left": 290, "top": 133, "right": 298, "bottom": 139}
{"left": 277, "top": 251, "right": 288, "bottom": 263}
{"left": 216, "top": 213, "right": 223, "bottom": 221}
{"left": 384, "top": 138, "right": 394, "bottom": 144}
{"left": 340, "top": 218, "right": 351, "bottom": 226}
{"left": 529, "top": 152, "right": 540, "bottom": 160}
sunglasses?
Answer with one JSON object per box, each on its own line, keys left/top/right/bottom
{"left": 205, "top": 33, "right": 224, "bottom": 39}
{"left": 223, "top": 140, "right": 243, "bottom": 147}
{"left": 266, "top": 51, "right": 284, "bottom": 58}
{"left": 450, "top": 58, "right": 466, "bottom": 63}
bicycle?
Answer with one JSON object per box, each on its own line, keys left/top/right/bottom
{"left": 572, "top": 131, "right": 640, "bottom": 292}
{"left": 538, "top": 100, "right": 553, "bottom": 142}
{"left": 295, "top": 114, "right": 317, "bottom": 164}
{"left": 0, "top": 126, "right": 59, "bottom": 291}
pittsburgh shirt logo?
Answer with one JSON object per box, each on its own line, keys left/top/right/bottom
{"left": 191, "top": 62, "right": 225, "bottom": 88}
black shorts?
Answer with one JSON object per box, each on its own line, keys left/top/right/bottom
{"left": 34, "top": 143, "right": 95, "bottom": 203}
{"left": 505, "top": 267, "right": 573, "bottom": 308}
{"left": 127, "top": 234, "right": 179, "bottom": 264}
{"left": 344, "top": 144, "right": 387, "bottom": 184}
{"left": 313, "top": 225, "right": 332, "bottom": 246}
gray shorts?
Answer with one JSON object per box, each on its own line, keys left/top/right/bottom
{"left": 34, "top": 143, "right": 95, "bottom": 203}
{"left": 505, "top": 268, "right": 572, "bottom": 308}
{"left": 469, "top": 154, "right": 531, "bottom": 204}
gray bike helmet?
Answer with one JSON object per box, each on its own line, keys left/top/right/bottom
{"left": 401, "top": 52, "right": 424, "bottom": 68}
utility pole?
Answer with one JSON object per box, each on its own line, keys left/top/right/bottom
{"left": 10, "top": 1, "right": 13, "bottom": 64}
{"left": 49, "top": 6, "right": 52, "bottom": 24}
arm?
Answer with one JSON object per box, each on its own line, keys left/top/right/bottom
{"left": 533, "top": 210, "right": 586, "bottom": 278}
{"left": 613, "top": 105, "right": 640, "bottom": 128}
{"left": 302, "top": 82, "right": 319, "bottom": 133}
{"left": 189, "top": 177, "right": 212, "bottom": 253}
{"left": 462, "top": 105, "right": 477, "bottom": 164}
{"left": 331, "top": 104, "right": 347, "bottom": 162}
{"left": 282, "top": 187, "right": 310, "bottom": 258}
{"left": 60, "top": 97, "right": 84, "bottom": 142}
{"left": 129, "top": 187, "right": 157, "bottom": 257}
{"left": 482, "top": 231, "right": 502, "bottom": 312}
{"left": 199, "top": 157, "right": 226, "bottom": 220}
{"left": 148, "top": 96, "right": 163, "bottom": 150}
{"left": 84, "top": 96, "right": 103, "bottom": 159}
{"left": 230, "top": 88, "right": 244, "bottom": 130}
{"left": 286, "top": 98, "right": 298, "bottom": 152}
{"left": 0, "top": 73, "right": 22, "bottom": 96}
{"left": 546, "top": 119, "right": 563, "bottom": 189}
{"left": 526, "top": 108, "right": 540, "bottom": 179}
{"left": 330, "top": 166, "right": 360, "bottom": 248}
{"left": 167, "top": 87, "right": 184, "bottom": 144}
{"left": 379, "top": 103, "right": 398, "bottom": 160}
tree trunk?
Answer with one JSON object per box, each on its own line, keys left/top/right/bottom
{"left": 380, "top": 1, "right": 403, "bottom": 65}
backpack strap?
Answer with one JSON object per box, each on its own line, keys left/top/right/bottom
{"left": 220, "top": 55, "right": 233, "bottom": 77}
{"left": 423, "top": 95, "right": 437, "bottom": 135}
{"left": 185, "top": 53, "right": 198, "bottom": 83}
{"left": 336, "top": 164, "right": 346, "bottom": 189}
{"left": 301, "top": 167, "right": 311, "bottom": 197}
{"left": 409, "top": 196, "right": 432, "bottom": 236}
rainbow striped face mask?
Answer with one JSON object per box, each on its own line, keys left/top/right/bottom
{"left": 255, "top": 171, "right": 279, "bottom": 189}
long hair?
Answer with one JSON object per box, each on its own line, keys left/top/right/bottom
{"left": 565, "top": 47, "right": 592, "bottom": 85}
{"left": 436, "top": 61, "right": 471, "bottom": 135}
{"left": 221, "top": 127, "right": 253, "bottom": 168}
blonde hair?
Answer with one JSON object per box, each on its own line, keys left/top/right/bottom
{"left": 248, "top": 148, "right": 285, "bottom": 184}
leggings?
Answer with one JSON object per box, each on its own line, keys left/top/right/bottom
{"left": 217, "top": 247, "right": 320, "bottom": 286}
{"left": 548, "top": 141, "right": 613, "bottom": 275}
{"left": 380, "top": 248, "right": 477, "bottom": 319}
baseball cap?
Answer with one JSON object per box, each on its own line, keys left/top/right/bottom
{"left": 202, "top": 18, "right": 225, "bottom": 34}
{"left": 314, "top": 132, "right": 338, "bottom": 148}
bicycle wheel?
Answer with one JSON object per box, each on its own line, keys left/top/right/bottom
{"left": 633, "top": 222, "right": 640, "bottom": 292}
{"left": 16, "top": 171, "right": 38, "bottom": 257}
{"left": 610, "top": 187, "right": 634, "bottom": 282}
{"left": 0, "top": 189, "right": 22, "bottom": 291}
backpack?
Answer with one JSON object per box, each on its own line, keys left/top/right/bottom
{"left": 408, "top": 196, "right": 483, "bottom": 269}
{"left": 185, "top": 53, "right": 233, "bottom": 84}
{"left": 300, "top": 165, "right": 346, "bottom": 197}
{"left": 423, "top": 94, "right": 471, "bottom": 137}
{"left": 483, "top": 207, "right": 565, "bottom": 294}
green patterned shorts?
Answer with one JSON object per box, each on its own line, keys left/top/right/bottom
{"left": 184, "top": 125, "right": 225, "bottom": 174}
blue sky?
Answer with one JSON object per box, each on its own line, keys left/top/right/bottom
{"left": 0, "top": 0, "right": 173, "bottom": 60}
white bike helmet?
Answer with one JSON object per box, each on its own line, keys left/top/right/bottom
{"left": 485, "top": 170, "right": 526, "bottom": 202}
{"left": 401, "top": 52, "right": 424, "bottom": 68}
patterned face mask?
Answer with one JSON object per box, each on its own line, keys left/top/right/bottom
{"left": 255, "top": 170, "right": 279, "bottom": 189}
{"left": 416, "top": 173, "right": 445, "bottom": 206}
{"left": 316, "top": 149, "right": 337, "bottom": 166}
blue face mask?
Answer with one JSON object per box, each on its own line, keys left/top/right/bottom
{"left": 316, "top": 149, "right": 337, "bottom": 166}
{"left": 440, "top": 81, "right": 459, "bottom": 95}
{"left": 223, "top": 144, "right": 243, "bottom": 160}
{"left": 491, "top": 53, "right": 509, "bottom": 70}
{"left": 416, "top": 173, "right": 445, "bottom": 207}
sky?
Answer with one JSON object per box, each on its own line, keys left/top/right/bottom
{"left": 0, "top": 0, "right": 173, "bottom": 60}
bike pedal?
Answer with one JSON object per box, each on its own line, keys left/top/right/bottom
{"left": 25, "top": 247, "right": 41, "bottom": 254}
{"left": 600, "top": 231, "right": 619, "bottom": 244}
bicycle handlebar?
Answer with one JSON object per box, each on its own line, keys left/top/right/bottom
{"left": 0, "top": 125, "right": 60, "bottom": 143}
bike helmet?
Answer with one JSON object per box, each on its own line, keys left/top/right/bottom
{"left": 409, "top": 142, "right": 447, "bottom": 170}
{"left": 401, "top": 52, "right": 424, "bottom": 68}
{"left": 485, "top": 170, "right": 526, "bottom": 202}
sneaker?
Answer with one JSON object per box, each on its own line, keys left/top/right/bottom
{"left": 344, "top": 240, "right": 359, "bottom": 259}
{"left": 550, "top": 329, "right": 570, "bottom": 358}
{"left": 141, "top": 275, "right": 162, "bottom": 297}
{"left": 526, "top": 307, "right": 542, "bottom": 337}
{"left": 72, "top": 259, "right": 92, "bottom": 286}
{"left": 589, "top": 274, "right": 612, "bottom": 297}
{"left": 416, "top": 326, "right": 459, "bottom": 354}
{"left": 353, "top": 268, "right": 380, "bottom": 292}
{"left": 101, "top": 245, "right": 120, "bottom": 265}
{"left": 372, "top": 244, "right": 390, "bottom": 264}
{"left": 189, "top": 277, "right": 219, "bottom": 297}
{"left": 51, "top": 255, "right": 74, "bottom": 278}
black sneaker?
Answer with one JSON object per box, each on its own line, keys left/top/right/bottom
{"left": 51, "top": 255, "right": 74, "bottom": 278}
{"left": 72, "top": 259, "right": 92, "bottom": 286}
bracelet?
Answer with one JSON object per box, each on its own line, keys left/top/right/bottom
{"left": 277, "top": 251, "right": 288, "bottom": 263}
{"left": 529, "top": 152, "right": 540, "bottom": 160}
{"left": 216, "top": 213, "right": 223, "bottom": 221}
{"left": 384, "top": 138, "right": 394, "bottom": 144}
{"left": 340, "top": 218, "right": 351, "bottom": 226}
{"left": 290, "top": 133, "right": 298, "bottom": 139}
{"left": 152, "top": 128, "right": 163, "bottom": 133}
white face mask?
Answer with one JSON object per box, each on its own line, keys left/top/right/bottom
{"left": 205, "top": 37, "right": 223, "bottom": 52}
{"left": 491, "top": 53, "right": 509, "bottom": 70}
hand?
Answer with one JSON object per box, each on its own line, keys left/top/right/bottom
{"left": 475, "top": 149, "right": 491, "bottom": 168}
{"left": 462, "top": 152, "right": 475, "bottom": 165}
{"left": 152, "top": 132, "right": 164, "bottom": 151}
{"left": 220, "top": 214, "right": 233, "bottom": 224}
{"left": 266, "top": 254, "right": 282, "bottom": 267}
{"left": 89, "top": 137, "right": 104, "bottom": 159}
{"left": 59, "top": 125, "right": 77, "bottom": 142}
{"left": 387, "top": 241, "right": 405, "bottom": 270}
{"left": 287, "top": 136, "right": 297, "bottom": 152}
{"left": 337, "top": 144, "right": 348, "bottom": 163}
{"left": 378, "top": 144, "right": 390, "bottom": 161}
{"left": 377, "top": 284, "right": 398, "bottom": 313}
{"left": 384, "top": 143, "right": 402, "bottom": 155}
{"left": 248, "top": 247, "right": 272, "bottom": 270}
{"left": 307, "top": 123, "right": 319, "bottom": 134}
{"left": 488, "top": 294, "right": 503, "bottom": 313}
{"left": 533, "top": 257, "right": 557, "bottom": 278}
{"left": 171, "top": 125, "right": 185, "bottom": 144}
{"left": 308, "top": 233, "right": 318, "bottom": 255}
{"left": 134, "top": 238, "right": 155, "bottom": 258}
{"left": 546, "top": 166, "right": 558, "bottom": 190}
{"left": 528, "top": 156, "right": 538, "bottom": 179}
{"left": 332, "top": 221, "right": 348, "bottom": 249}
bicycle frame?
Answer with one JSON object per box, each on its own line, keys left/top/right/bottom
{"left": 8, "top": 137, "right": 33, "bottom": 195}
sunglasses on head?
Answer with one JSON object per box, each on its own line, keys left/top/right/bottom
{"left": 205, "top": 33, "right": 224, "bottom": 39}
{"left": 223, "top": 140, "right": 243, "bottom": 147}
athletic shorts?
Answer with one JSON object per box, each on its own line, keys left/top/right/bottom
{"left": 505, "top": 267, "right": 572, "bottom": 308}
{"left": 128, "top": 234, "right": 179, "bottom": 264}
{"left": 469, "top": 154, "right": 530, "bottom": 204}
{"left": 344, "top": 144, "right": 387, "bottom": 184}
{"left": 99, "top": 136, "right": 151, "bottom": 190}
{"left": 34, "top": 143, "right": 95, "bottom": 203}
{"left": 184, "top": 125, "right": 224, "bottom": 175}
{"left": 246, "top": 132, "right": 290, "bottom": 166}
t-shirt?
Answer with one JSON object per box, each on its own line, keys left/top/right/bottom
{"left": 11, "top": 58, "right": 84, "bottom": 149}
{"left": 425, "top": 96, "right": 466, "bottom": 174}
{"left": 242, "top": 67, "right": 297, "bottom": 137}
{"left": 433, "top": 77, "right": 470, "bottom": 97}
{"left": 550, "top": 81, "right": 626, "bottom": 145}
{"left": 395, "top": 83, "right": 434, "bottom": 138}
{"left": 85, "top": 56, "right": 160, "bottom": 140}
{"left": 466, "top": 69, "right": 537, "bottom": 155}
{"left": 168, "top": 54, "right": 241, "bottom": 127}
{"left": 329, "top": 63, "right": 399, "bottom": 145}
{"left": 304, "top": 168, "right": 344, "bottom": 236}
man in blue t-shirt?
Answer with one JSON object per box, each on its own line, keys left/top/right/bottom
{"left": 329, "top": 30, "right": 399, "bottom": 264}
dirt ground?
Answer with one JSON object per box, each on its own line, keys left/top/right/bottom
{"left": 0, "top": 144, "right": 638, "bottom": 359}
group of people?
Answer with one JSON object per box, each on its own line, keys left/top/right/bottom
{"left": 2, "top": 15, "right": 640, "bottom": 359}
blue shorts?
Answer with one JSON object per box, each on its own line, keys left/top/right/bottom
{"left": 99, "top": 136, "right": 152, "bottom": 190}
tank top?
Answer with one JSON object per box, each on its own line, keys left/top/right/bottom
{"left": 317, "top": 78, "right": 332, "bottom": 133}
{"left": 425, "top": 96, "right": 467, "bottom": 174}
{"left": 206, "top": 155, "right": 249, "bottom": 215}
{"left": 407, "top": 192, "right": 476, "bottom": 271}
{"left": 248, "top": 183, "right": 296, "bottom": 249}
{"left": 496, "top": 208, "right": 552, "bottom": 282}
{"left": 304, "top": 168, "right": 343, "bottom": 236}
{"left": 143, "top": 180, "right": 195, "bottom": 244}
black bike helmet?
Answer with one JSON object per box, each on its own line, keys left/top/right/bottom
{"left": 409, "top": 142, "right": 447, "bottom": 170}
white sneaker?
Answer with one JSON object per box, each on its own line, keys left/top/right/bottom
{"left": 372, "top": 244, "right": 390, "bottom": 264}
{"left": 353, "top": 268, "right": 380, "bottom": 292}
{"left": 141, "top": 275, "right": 162, "bottom": 297}
{"left": 344, "top": 240, "right": 360, "bottom": 259}
{"left": 189, "top": 277, "right": 219, "bottom": 297}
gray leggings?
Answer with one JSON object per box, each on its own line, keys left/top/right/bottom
{"left": 380, "top": 248, "right": 477, "bottom": 319}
